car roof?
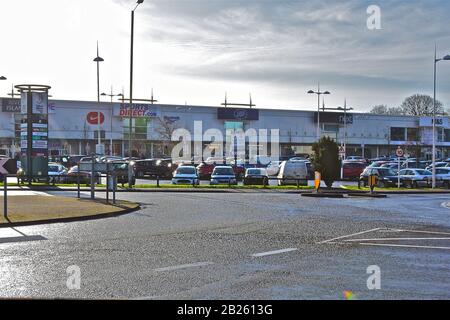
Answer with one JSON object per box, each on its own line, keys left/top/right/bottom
{"left": 214, "top": 165, "right": 233, "bottom": 169}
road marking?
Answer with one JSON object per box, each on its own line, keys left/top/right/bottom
{"left": 0, "top": 235, "right": 47, "bottom": 244}
{"left": 318, "top": 228, "right": 382, "bottom": 244}
{"left": 390, "top": 229, "right": 450, "bottom": 236}
{"left": 251, "top": 248, "right": 298, "bottom": 257}
{"left": 154, "top": 262, "right": 214, "bottom": 272}
{"left": 441, "top": 202, "right": 450, "bottom": 209}
{"left": 343, "top": 237, "right": 450, "bottom": 242}
{"left": 358, "top": 242, "right": 450, "bottom": 251}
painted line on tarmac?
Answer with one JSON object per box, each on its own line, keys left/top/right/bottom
{"left": 343, "top": 237, "right": 450, "bottom": 242}
{"left": 390, "top": 229, "right": 450, "bottom": 236}
{"left": 251, "top": 248, "right": 298, "bottom": 257}
{"left": 318, "top": 228, "right": 382, "bottom": 244}
{"left": 358, "top": 242, "right": 450, "bottom": 251}
{"left": 154, "top": 262, "right": 214, "bottom": 272}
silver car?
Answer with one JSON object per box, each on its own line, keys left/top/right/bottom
{"left": 398, "top": 169, "right": 432, "bottom": 188}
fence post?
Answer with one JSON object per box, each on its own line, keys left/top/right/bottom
{"left": 113, "top": 173, "right": 116, "bottom": 205}
{"left": 106, "top": 162, "right": 110, "bottom": 205}
{"left": 90, "top": 153, "right": 95, "bottom": 200}
{"left": 77, "top": 162, "right": 81, "bottom": 199}
{"left": 4, "top": 175, "right": 7, "bottom": 219}
{"left": 157, "top": 175, "right": 160, "bottom": 188}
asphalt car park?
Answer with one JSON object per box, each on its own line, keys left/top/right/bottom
{"left": 0, "top": 191, "right": 449, "bottom": 299}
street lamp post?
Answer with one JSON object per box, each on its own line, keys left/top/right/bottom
{"left": 308, "top": 83, "right": 330, "bottom": 140}
{"left": 94, "top": 42, "right": 104, "bottom": 154}
{"left": 102, "top": 87, "right": 123, "bottom": 156}
{"left": 432, "top": 46, "right": 450, "bottom": 189}
{"left": 337, "top": 100, "right": 354, "bottom": 157}
{"left": 129, "top": 0, "right": 144, "bottom": 160}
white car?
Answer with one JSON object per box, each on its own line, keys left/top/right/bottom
{"left": 172, "top": 166, "right": 199, "bottom": 185}
{"left": 425, "top": 162, "right": 449, "bottom": 171}
{"left": 435, "top": 167, "right": 450, "bottom": 188}
{"left": 277, "top": 160, "right": 308, "bottom": 186}
{"left": 266, "top": 161, "right": 282, "bottom": 176}
{"left": 398, "top": 169, "right": 432, "bottom": 188}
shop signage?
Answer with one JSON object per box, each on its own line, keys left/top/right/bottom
{"left": 217, "top": 108, "right": 259, "bottom": 121}
{"left": 87, "top": 112, "right": 105, "bottom": 125}
{"left": 1, "top": 98, "right": 21, "bottom": 112}
{"left": 114, "top": 104, "right": 161, "bottom": 118}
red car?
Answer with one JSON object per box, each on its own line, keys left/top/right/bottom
{"left": 342, "top": 162, "right": 367, "bottom": 180}
{"left": 197, "top": 161, "right": 245, "bottom": 180}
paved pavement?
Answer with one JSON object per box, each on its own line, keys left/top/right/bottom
{"left": 0, "top": 192, "right": 449, "bottom": 299}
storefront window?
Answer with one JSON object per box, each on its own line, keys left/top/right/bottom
{"left": 123, "top": 118, "right": 148, "bottom": 140}
{"left": 391, "top": 127, "right": 405, "bottom": 141}
{"left": 407, "top": 128, "right": 418, "bottom": 141}
{"left": 224, "top": 121, "right": 244, "bottom": 131}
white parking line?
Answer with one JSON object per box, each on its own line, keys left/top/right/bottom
{"left": 343, "top": 237, "right": 450, "bottom": 242}
{"left": 318, "top": 228, "right": 382, "bottom": 244}
{"left": 251, "top": 248, "right": 298, "bottom": 257}
{"left": 391, "top": 229, "right": 450, "bottom": 236}
{"left": 358, "top": 243, "right": 450, "bottom": 250}
{"left": 154, "top": 262, "right": 214, "bottom": 272}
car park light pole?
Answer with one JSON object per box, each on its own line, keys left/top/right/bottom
{"left": 102, "top": 88, "right": 124, "bottom": 156}
{"left": 308, "top": 84, "right": 330, "bottom": 140}
{"left": 94, "top": 42, "right": 104, "bottom": 154}
{"left": 432, "top": 46, "right": 450, "bottom": 189}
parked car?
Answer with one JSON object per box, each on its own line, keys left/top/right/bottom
{"left": 368, "top": 161, "right": 390, "bottom": 168}
{"left": 99, "top": 156, "right": 124, "bottom": 163}
{"left": 197, "top": 161, "right": 216, "bottom": 180}
{"left": 359, "top": 167, "right": 399, "bottom": 188}
{"left": 172, "top": 166, "right": 199, "bottom": 185}
{"left": 277, "top": 160, "right": 308, "bottom": 186}
{"left": 266, "top": 161, "right": 282, "bottom": 176}
{"left": 243, "top": 168, "right": 269, "bottom": 186}
{"left": 401, "top": 160, "right": 429, "bottom": 170}
{"left": 346, "top": 156, "right": 367, "bottom": 163}
{"left": 134, "top": 158, "right": 176, "bottom": 179}
{"left": 435, "top": 167, "right": 450, "bottom": 188}
{"left": 48, "top": 163, "right": 68, "bottom": 183}
{"left": 210, "top": 166, "right": 237, "bottom": 185}
{"left": 342, "top": 161, "right": 367, "bottom": 180}
{"left": 66, "top": 155, "right": 88, "bottom": 168}
{"left": 66, "top": 166, "right": 100, "bottom": 185}
{"left": 380, "top": 162, "right": 400, "bottom": 173}
{"left": 109, "top": 161, "right": 136, "bottom": 186}
{"left": 398, "top": 169, "right": 433, "bottom": 188}
{"left": 425, "top": 162, "right": 450, "bottom": 171}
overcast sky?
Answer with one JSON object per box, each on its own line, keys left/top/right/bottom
{"left": 0, "top": 0, "right": 449, "bottom": 112}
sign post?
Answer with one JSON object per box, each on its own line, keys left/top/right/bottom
{"left": 16, "top": 85, "right": 51, "bottom": 185}
{"left": 396, "top": 147, "right": 404, "bottom": 189}
{"left": 339, "top": 145, "right": 346, "bottom": 180}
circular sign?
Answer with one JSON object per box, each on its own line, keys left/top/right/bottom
{"left": 396, "top": 147, "right": 404, "bottom": 157}
{"left": 87, "top": 112, "right": 105, "bottom": 125}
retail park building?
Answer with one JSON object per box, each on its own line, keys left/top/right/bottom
{"left": 0, "top": 97, "right": 449, "bottom": 160}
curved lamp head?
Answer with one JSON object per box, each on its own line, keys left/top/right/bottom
{"left": 93, "top": 56, "right": 104, "bottom": 62}
{"left": 307, "top": 90, "right": 315, "bottom": 94}
{"left": 323, "top": 91, "right": 331, "bottom": 95}
{"left": 137, "top": 0, "right": 144, "bottom": 3}
{"left": 443, "top": 55, "right": 450, "bottom": 61}
{"left": 0, "top": 76, "right": 6, "bottom": 80}
{"left": 101, "top": 93, "right": 107, "bottom": 96}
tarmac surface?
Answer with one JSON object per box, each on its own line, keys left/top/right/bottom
{"left": 0, "top": 191, "right": 449, "bottom": 299}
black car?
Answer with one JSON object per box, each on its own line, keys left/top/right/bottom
{"left": 359, "top": 167, "right": 399, "bottom": 188}
{"left": 243, "top": 168, "right": 269, "bottom": 186}
{"left": 134, "top": 158, "right": 176, "bottom": 179}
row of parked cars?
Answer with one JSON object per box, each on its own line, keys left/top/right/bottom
{"left": 345, "top": 156, "right": 450, "bottom": 188}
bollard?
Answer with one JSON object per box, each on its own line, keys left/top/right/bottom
{"left": 157, "top": 176, "right": 160, "bottom": 188}
{"left": 297, "top": 179, "right": 300, "bottom": 189}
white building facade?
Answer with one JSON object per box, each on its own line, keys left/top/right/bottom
{"left": 1, "top": 97, "right": 449, "bottom": 159}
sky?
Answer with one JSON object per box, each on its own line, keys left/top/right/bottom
{"left": 0, "top": 0, "right": 450, "bottom": 112}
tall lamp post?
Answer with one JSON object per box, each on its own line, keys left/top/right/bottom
{"left": 308, "top": 84, "right": 330, "bottom": 140}
{"left": 102, "top": 87, "right": 123, "bottom": 155}
{"left": 129, "top": 0, "right": 144, "bottom": 160}
{"left": 93, "top": 42, "right": 104, "bottom": 154}
{"left": 337, "top": 100, "right": 354, "bottom": 157}
{"left": 432, "top": 46, "right": 450, "bottom": 189}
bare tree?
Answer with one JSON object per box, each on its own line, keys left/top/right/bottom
{"left": 370, "top": 105, "right": 404, "bottom": 115}
{"left": 154, "top": 117, "right": 179, "bottom": 156}
{"left": 400, "top": 94, "right": 444, "bottom": 116}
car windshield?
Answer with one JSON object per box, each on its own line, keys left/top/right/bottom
{"left": 213, "top": 167, "right": 234, "bottom": 175}
{"left": 177, "top": 167, "right": 196, "bottom": 175}
{"left": 247, "top": 169, "right": 262, "bottom": 175}
{"left": 416, "top": 170, "right": 432, "bottom": 176}
{"left": 379, "top": 168, "right": 396, "bottom": 176}
{"left": 48, "top": 165, "right": 60, "bottom": 172}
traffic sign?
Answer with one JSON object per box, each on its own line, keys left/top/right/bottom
{"left": 396, "top": 147, "right": 404, "bottom": 158}
{"left": 0, "top": 158, "right": 17, "bottom": 175}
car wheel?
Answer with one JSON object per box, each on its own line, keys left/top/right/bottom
{"left": 412, "top": 181, "right": 418, "bottom": 189}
